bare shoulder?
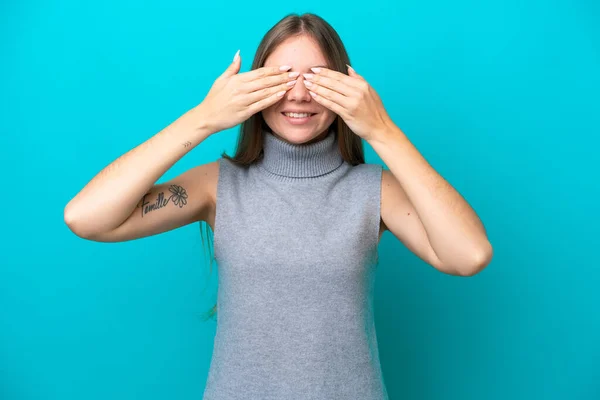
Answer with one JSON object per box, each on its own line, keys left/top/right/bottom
{"left": 202, "top": 159, "right": 220, "bottom": 231}
{"left": 380, "top": 168, "right": 411, "bottom": 235}
{"left": 379, "top": 168, "right": 391, "bottom": 236}
{"left": 201, "top": 158, "right": 220, "bottom": 201}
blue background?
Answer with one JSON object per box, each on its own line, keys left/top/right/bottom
{"left": 1, "top": 1, "right": 598, "bottom": 399}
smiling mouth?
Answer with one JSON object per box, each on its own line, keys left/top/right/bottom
{"left": 281, "top": 112, "right": 317, "bottom": 118}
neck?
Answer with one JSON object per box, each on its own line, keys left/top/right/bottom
{"left": 257, "top": 128, "right": 343, "bottom": 178}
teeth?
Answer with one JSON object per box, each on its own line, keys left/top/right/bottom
{"left": 284, "top": 112, "right": 311, "bottom": 118}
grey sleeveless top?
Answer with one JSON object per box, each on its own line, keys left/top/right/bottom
{"left": 203, "top": 128, "right": 388, "bottom": 400}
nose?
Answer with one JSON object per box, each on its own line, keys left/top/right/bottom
{"left": 285, "top": 74, "right": 312, "bottom": 102}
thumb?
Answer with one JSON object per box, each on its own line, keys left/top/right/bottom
{"left": 221, "top": 49, "right": 241, "bottom": 79}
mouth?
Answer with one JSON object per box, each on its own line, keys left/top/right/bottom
{"left": 281, "top": 112, "right": 317, "bottom": 125}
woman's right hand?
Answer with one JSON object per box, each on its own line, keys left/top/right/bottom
{"left": 197, "top": 51, "right": 299, "bottom": 133}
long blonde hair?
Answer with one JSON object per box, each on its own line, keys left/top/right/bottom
{"left": 198, "top": 12, "right": 368, "bottom": 322}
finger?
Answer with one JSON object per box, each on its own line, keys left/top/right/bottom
{"left": 311, "top": 67, "right": 363, "bottom": 90}
{"left": 244, "top": 71, "right": 299, "bottom": 93}
{"left": 219, "top": 49, "right": 242, "bottom": 79}
{"left": 245, "top": 80, "right": 297, "bottom": 104}
{"left": 307, "top": 90, "right": 346, "bottom": 117}
{"left": 239, "top": 65, "right": 292, "bottom": 83}
{"left": 247, "top": 87, "right": 289, "bottom": 114}
{"left": 346, "top": 64, "right": 365, "bottom": 80}
{"left": 303, "top": 80, "right": 351, "bottom": 109}
{"left": 303, "top": 73, "right": 356, "bottom": 97}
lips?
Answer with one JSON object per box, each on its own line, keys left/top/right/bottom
{"left": 281, "top": 112, "right": 316, "bottom": 125}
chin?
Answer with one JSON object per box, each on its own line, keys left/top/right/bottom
{"left": 273, "top": 129, "right": 320, "bottom": 145}
{"left": 277, "top": 129, "right": 317, "bottom": 144}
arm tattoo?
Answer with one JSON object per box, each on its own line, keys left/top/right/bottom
{"left": 138, "top": 184, "right": 189, "bottom": 217}
{"left": 182, "top": 141, "right": 192, "bottom": 148}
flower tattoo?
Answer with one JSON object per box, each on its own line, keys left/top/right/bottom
{"left": 169, "top": 185, "right": 188, "bottom": 208}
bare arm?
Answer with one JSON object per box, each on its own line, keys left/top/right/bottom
{"left": 64, "top": 105, "right": 213, "bottom": 239}
{"left": 64, "top": 51, "right": 298, "bottom": 240}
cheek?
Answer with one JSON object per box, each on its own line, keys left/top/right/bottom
{"left": 261, "top": 108, "right": 276, "bottom": 123}
{"left": 319, "top": 109, "right": 337, "bottom": 123}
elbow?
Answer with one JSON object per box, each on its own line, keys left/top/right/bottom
{"left": 64, "top": 204, "right": 118, "bottom": 242}
{"left": 64, "top": 205, "right": 83, "bottom": 237}
{"left": 458, "top": 242, "right": 494, "bottom": 277}
{"left": 64, "top": 203, "right": 93, "bottom": 239}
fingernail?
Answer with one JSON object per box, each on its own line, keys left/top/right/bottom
{"left": 279, "top": 65, "right": 292, "bottom": 71}
{"left": 346, "top": 64, "right": 354, "bottom": 72}
{"left": 303, "top": 80, "right": 313, "bottom": 87}
{"left": 287, "top": 80, "right": 298, "bottom": 86}
{"left": 288, "top": 71, "right": 300, "bottom": 78}
{"left": 302, "top": 73, "right": 314, "bottom": 80}
{"left": 233, "top": 50, "right": 240, "bottom": 62}
{"left": 310, "top": 67, "right": 321, "bottom": 73}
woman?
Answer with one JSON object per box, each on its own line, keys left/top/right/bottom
{"left": 64, "top": 12, "right": 492, "bottom": 400}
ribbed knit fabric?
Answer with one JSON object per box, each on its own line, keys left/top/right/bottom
{"left": 202, "top": 128, "right": 388, "bottom": 400}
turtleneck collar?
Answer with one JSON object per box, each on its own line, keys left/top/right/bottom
{"left": 257, "top": 128, "right": 344, "bottom": 178}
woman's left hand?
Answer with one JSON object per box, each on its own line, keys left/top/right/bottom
{"left": 303, "top": 66, "right": 393, "bottom": 142}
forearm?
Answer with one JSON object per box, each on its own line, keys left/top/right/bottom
{"left": 64, "top": 105, "right": 214, "bottom": 235}
{"left": 369, "top": 124, "right": 492, "bottom": 272}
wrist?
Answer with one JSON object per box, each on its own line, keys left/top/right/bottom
{"left": 187, "top": 105, "right": 217, "bottom": 140}
{"left": 368, "top": 122, "right": 402, "bottom": 147}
